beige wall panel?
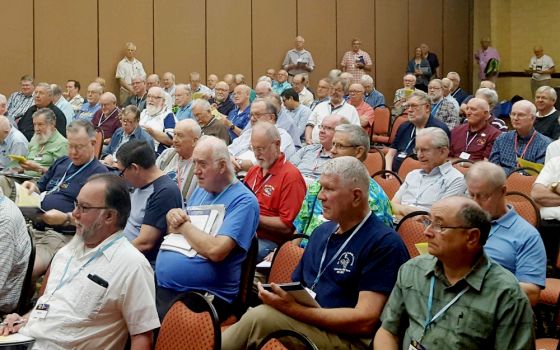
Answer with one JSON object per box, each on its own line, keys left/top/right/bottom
{"left": 375, "top": 0, "right": 409, "bottom": 101}
{"left": 408, "top": 0, "right": 443, "bottom": 71}
{"left": 0, "top": 0, "right": 33, "bottom": 94}
{"left": 336, "top": 0, "right": 375, "bottom": 75}
{"left": 98, "top": 0, "right": 154, "bottom": 96}
{"left": 297, "top": 0, "right": 337, "bottom": 88}
{"left": 207, "top": 0, "right": 252, "bottom": 85}
{"left": 252, "top": 0, "right": 297, "bottom": 83}
{"left": 34, "top": 0, "right": 98, "bottom": 90}
{"left": 154, "top": 0, "right": 205, "bottom": 85}
{"left": 442, "top": 0, "right": 471, "bottom": 90}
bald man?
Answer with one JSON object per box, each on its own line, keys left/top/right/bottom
{"left": 0, "top": 115, "right": 28, "bottom": 169}
{"left": 449, "top": 98, "right": 501, "bottom": 162}
{"left": 283, "top": 36, "right": 315, "bottom": 77}
{"left": 91, "top": 92, "right": 121, "bottom": 143}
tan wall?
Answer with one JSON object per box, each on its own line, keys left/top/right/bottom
{"left": 0, "top": 0, "right": 471, "bottom": 105}
{"left": 474, "top": 0, "right": 560, "bottom": 100}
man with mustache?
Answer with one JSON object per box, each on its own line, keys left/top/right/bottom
{"left": 139, "top": 87, "right": 177, "bottom": 155}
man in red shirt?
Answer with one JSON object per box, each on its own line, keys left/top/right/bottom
{"left": 244, "top": 121, "right": 306, "bottom": 261}
{"left": 450, "top": 97, "right": 501, "bottom": 164}
{"left": 348, "top": 83, "right": 375, "bottom": 134}
{"left": 91, "top": 92, "right": 121, "bottom": 144}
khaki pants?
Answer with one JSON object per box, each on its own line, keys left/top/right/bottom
{"left": 29, "top": 226, "right": 73, "bottom": 277}
{"left": 0, "top": 175, "right": 16, "bottom": 201}
{"left": 221, "top": 305, "right": 370, "bottom": 350}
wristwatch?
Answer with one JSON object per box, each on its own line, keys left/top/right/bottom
{"left": 550, "top": 182, "right": 559, "bottom": 193}
{"left": 229, "top": 123, "right": 236, "bottom": 131}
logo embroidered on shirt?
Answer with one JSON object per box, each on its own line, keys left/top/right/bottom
{"left": 334, "top": 252, "right": 355, "bottom": 274}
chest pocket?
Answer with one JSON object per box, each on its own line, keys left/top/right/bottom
{"left": 67, "top": 273, "right": 109, "bottom": 320}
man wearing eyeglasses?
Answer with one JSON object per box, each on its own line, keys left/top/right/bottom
{"left": 428, "top": 79, "right": 461, "bottom": 130}
{"left": 385, "top": 91, "right": 450, "bottom": 173}
{"left": 20, "top": 120, "right": 108, "bottom": 278}
{"left": 18, "top": 83, "right": 67, "bottom": 141}
{"left": 209, "top": 81, "right": 235, "bottom": 116}
{"left": 489, "top": 100, "right": 551, "bottom": 174}
{"left": 375, "top": 196, "right": 535, "bottom": 349}
{"left": 91, "top": 92, "right": 121, "bottom": 145}
{"left": 348, "top": 83, "right": 375, "bottom": 133}
{"left": 123, "top": 75, "right": 148, "bottom": 112}
{"left": 139, "top": 87, "right": 177, "bottom": 155}
{"left": 466, "top": 161, "right": 545, "bottom": 306}
{"left": 1, "top": 174, "right": 160, "bottom": 350}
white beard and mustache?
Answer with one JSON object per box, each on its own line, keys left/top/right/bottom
{"left": 146, "top": 103, "right": 164, "bottom": 116}
{"left": 33, "top": 129, "right": 54, "bottom": 145}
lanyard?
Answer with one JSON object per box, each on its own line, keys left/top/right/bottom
{"left": 403, "top": 127, "right": 417, "bottom": 153}
{"left": 98, "top": 108, "right": 118, "bottom": 127}
{"left": 49, "top": 235, "right": 124, "bottom": 298}
{"left": 176, "top": 158, "right": 190, "bottom": 191}
{"left": 431, "top": 101, "right": 442, "bottom": 116}
{"left": 311, "top": 211, "right": 372, "bottom": 290}
{"left": 464, "top": 130, "right": 478, "bottom": 152}
{"left": 514, "top": 131, "right": 536, "bottom": 159}
{"left": 423, "top": 276, "right": 469, "bottom": 334}
{"left": 197, "top": 180, "right": 236, "bottom": 206}
{"left": 47, "top": 158, "right": 95, "bottom": 194}
{"left": 252, "top": 173, "right": 272, "bottom": 195}
{"left": 330, "top": 101, "right": 345, "bottom": 113}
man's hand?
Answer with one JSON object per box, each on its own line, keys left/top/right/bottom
{"left": 231, "top": 156, "right": 243, "bottom": 172}
{"left": 142, "top": 125, "right": 154, "bottom": 136}
{"left": 257, "top": 282, "right": 297, "bottom": 313}
{"left": 1, "top": 313, "right": 26, "bottom": 336}
{"left": 102, "top": 154, "right": 116, "bottom": 167}
{"left": 21, "top": 181, "right": 39, "bottom": 194}
{"left": 166, "top": 208, "right": 190, "bottom": 231}
{"left": 43, "top": 209, "right": 68, "bottom": 226}
{"left": 20, "top": 160, "right": 42, "bottom": 173}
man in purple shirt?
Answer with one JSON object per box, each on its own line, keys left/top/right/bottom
{"left": 475, "top": 37, "right": 500, "bottom": 81}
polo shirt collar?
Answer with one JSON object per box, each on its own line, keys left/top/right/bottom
{"left": 426, "top": 253, "right": 490, "bottom": 292}
{"left": 491, "top": 205, "right": 516, "bottom": 229}
{"left": 266, "top": 153, "right": 286, "bottom": 176}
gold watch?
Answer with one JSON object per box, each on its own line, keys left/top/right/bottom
{"left": 551, "top": 182, "right": 559, "bottom": 193}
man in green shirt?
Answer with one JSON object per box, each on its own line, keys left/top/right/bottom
{"left": 374, "top": 196, "right": 535, "bottom": 350}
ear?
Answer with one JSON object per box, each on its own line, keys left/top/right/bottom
{"left": 350, "top": 188, "right": 363, "bottom": 206}
{"left": 465, "top": 228, "right": 481, "bottom": 249}
{"left": 355, "top": 146, "right": 366, "bottom": 160}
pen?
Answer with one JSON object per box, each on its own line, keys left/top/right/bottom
{"left": 0, "top": 319, "right": 25, "bottom": 326}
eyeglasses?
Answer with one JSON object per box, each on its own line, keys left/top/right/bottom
{"left": 403, "top": 103, "right": 427, "bottom": 110}
{"left": 249, "top": 142, "right": 274, "bottom": 154}
{"left": 466, "top": 190, "right": 497, "bottom": 201}
{"left": 318, "top": 124, "right": 336, "bottom": 132}
{"left": 428, "top": 86, "right": 442, "bottom": 91}
{"left": 74, "top": 201, "right": 108, "bottom": 212}
{"left": 510, "top": 113, "right": 532, "bottom": 119}
{"left": 348, "top": 90, "right": 363, "bottom": 94}
{"left": 119, "top": 166, "right": 128, "bottom": 177}
{"left": 421, "top": 217, "right": 473, "bottom": 233}
{"left": 120, "top": 119, "right": 135, "bottom": 125}
{"left": 147, "top": 94, "right": 163, "bottom": 100}
{"left": 331, "top": 142, "right": 358, "bottom": 149}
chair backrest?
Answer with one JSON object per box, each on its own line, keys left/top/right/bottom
{"left": 505, "top": 191, "right": 541, "bottom": 228}
{"left": 233, "top": 236, "right": 258, "bottom": 317}
{"left": 156, "top": 292, "right": 220, "bottom": 350}
{"left": 396, "top": 210, "right": 429, "bottom": 258}
{"left": 268, "top": 236, "right": 306, "bottom": 284}
{"left": 389, "top": 115, "right": 407, "bottom": 145}
{"left": 94, "top": 128, "right": 104, "bottom": 159}
{"left": 16, "top": 229, "right": 36, "bottom": 314}
{"left": 450, "top": 158, "right": 474, "bottom": 175}
{"left": 505, "top": 170, "right": 537, "bottom": 197}
{"left": 372, "top": 170, "right": 403, "bottom": 200}
{"left": 397, "top": 155, "right": 422, "bottom": 180}
{"left": 257, "top": 330, "right": 319, "bottom": 350}
{"left": 364, "top": 148, "right": 385, "bottom": 176}
{"left": 372, "top": 106, "right": 391, "bottom": 136}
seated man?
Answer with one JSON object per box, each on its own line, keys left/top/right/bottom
{"left": 174, "top": 84, "right": 193, "bottom": 121}
{"left": 101, "top": 105, "right": 154, "bottom": 167}
{"left": 392, "top": 127, "right": 466, "bottom": 217}
{"left": 123, "top": 75, "right": 148, "bottom": 112}
{"left": 361, "top": 74, "right": 385, "bottom": 109}
{"left": 447, "top": 71, "right": 470, "bottom": 106}
{"left": 0, "top": 194, "right": 31, "bottom": 315}
{"left": 228, "top": 98, "right": 296, "bottom": 172}
{"left": 222, "top": 156, "right": 410, "bottom": 349}
{"left": 490, "top": 100, "right": 552, "bottom": 174}
{"left": 140, "top": 86, "right": 177, "bottom": 155}
{"left": 463, "top": 87, "right": 508, "bottom": 132}
{"left": 271, "top": 70, "right": 291, "bottom": 95}
{"left": 0, "top": 115, "right": 28, "bottom": 169}
{"left": 291, "top": 74, "right": 314, "bottom": 107}
{"left": 348, "top": 83, "right": 375, "bottom": 133}
{"left": 20, "top": 120, "right": 107, "bottom": 278}
{"left": 244, "top": 122, "right": 306, "bottom": 261}
{"left": 51, "top": 84, "right": 74, "bottom": 127}
{"left": 466, "top": 161, "right": 546, "bottom": 305}
{"left": 374, "top": 196, "right": 535, "bottom": 349}
{"left": 18, "top": 83, "right": 67, "bottom": 141}
{"left": 91, "top": 92, "right": 121, "bottom": 145}
{"left": 534, "top": 85, "right": 560, "bottom": 140}
{"left": 428, "top": 79, "right": 461, "bottom": 130}
{"left": 386, "top": 91, "right": 450, "bottom": 173}
{"left": 1, "top": 174, "right": 160, "bottom": 349}
{"left": 156, "top": 136, "right": 259, "bottom": 321}
{"left": 281, "top": 88, "right": 313, "bottom": 144}
{"left": 392, "top": 74, "right": 418, "bottom": 116}
{"left": 449, "top": 98, "right": 501, "bottom": 162}
{"left": 309, "top": 78, "right": 331, "bottom": 111}
{"left": 116, "top": 140, "right": 182, "bottom": 267}
{"left": 191, "top": 99, "right": 230, "bottom": 144}
{"left": 74, "top": 82, "right": 102, "bottom": 121}
{"left": 294, "top": 124, "right": 394, "bottom": 242}
{"left": 223, "top": 84, "right": 252, "bottom": 141}
{"left": 209, "top": 81, "right": 235, "bottom": 116}
{"left": 289, "top": 114, "right": 347, "bottom": 184}
{"left": 156, "top": 119, "right": 201, "bottom": 202}
{"left": 6, "top": 75, "right": 34, "bottom": 125}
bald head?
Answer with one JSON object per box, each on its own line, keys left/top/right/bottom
{"left": 0, "top": 116, "right": 11, "bottom": 143}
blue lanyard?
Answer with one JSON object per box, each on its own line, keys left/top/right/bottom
{"left": 47, "top": 158, "right": 95, "bottom": 194}
{"left": 50, "top": 235, "right": 124, "bottom": 297}
{"left": 403, "top": 127, "right": 417, "bottom": 153}
{"left": 310, "top": 211, "right": 371, "bottom": 290}
{"left": 431, "top": 101, "right": 442, "bottom": 116}
{"left": 197, "top": 180, "right": 236, "bottom": 206}
{"left": 423, "top": 276, "right": 469, "bottom": 335}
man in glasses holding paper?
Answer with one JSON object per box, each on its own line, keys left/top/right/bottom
{"left": 222, "top": 156, "right": 408, "bottom": 350}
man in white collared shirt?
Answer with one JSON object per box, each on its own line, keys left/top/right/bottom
{"left": 1, "top": 173, "right": 159, "bottom": 349}
{"left": 116, "top": 42, "right": 146, "bottom": 105}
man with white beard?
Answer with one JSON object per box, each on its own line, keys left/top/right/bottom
{"left": 140, "top": 87, "right": 177, "bottom": 155}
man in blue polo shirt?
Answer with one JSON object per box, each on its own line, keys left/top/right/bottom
{"left": 222, "top": 157, "right": 409, "bottom": 349}
{"left": 466, "top": 161, "right": 546, "bottom": 306}
{"left": 385, "top": 91, "right": 450, "bottom": 173}
{"left": 20, "top": 120, "right": 108, "bottom": 278}
{"left": 157, "top": 136, "right": 259, "bottom": 322}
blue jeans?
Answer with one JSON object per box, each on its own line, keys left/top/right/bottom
{"left": 257, "top": 238, "right": 278, "bottom": 262}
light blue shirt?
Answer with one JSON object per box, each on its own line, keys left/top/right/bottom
{"left": 55, "top": 97, "right": 75, "bottom": 126}
{"left": 0, "top": 127, "right": 29, "bottom": 168}
{"left": 175, "top": 102, "right": 193, "bottom": 121}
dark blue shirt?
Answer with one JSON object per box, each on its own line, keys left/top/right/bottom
{"left": 292, "top": 213, "right": 409, "bottom": 309}
{"left": 227, "top": 105, "right": 251, "bottom": 140}
{"left": 390, "top": 116, "right": 450, "bottom": 171}
{"left": 102, "top": 126, "right": 155, "bottom": 159}
{"left": 38, "top": 156, "right": 108, "bottom": 213}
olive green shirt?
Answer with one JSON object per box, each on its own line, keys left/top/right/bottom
{"left": 380, "top": 253, "right": 535, "bottom": 350}
{"left": 25, "top": 130, "right": 68, "bottom": 177}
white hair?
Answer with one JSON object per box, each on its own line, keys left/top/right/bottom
{"left": 416, "top": 127, "right": 449, "bottom": 148}
{"left": 322, "top": 156, "right": 370, "bottom": 195}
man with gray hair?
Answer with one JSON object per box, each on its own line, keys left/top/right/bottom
{"left": 446, "top": 71, "right": 470, "bottom": 105}
{"left": 51, "top": 84, "right": 74, "bottom": 126}
{"left": 162, "top": 72, "right": 176, "bottom": 98}
{"left": 291, "top": 74, "right": 314, "bottom": 107}
{"left": 282, "top": 36, "right": 315, "bottom": 77}
{"left": 91, "top": 92, "right": 121, "bottom": 143}
{"left": 74, "top": 82, "right": 103, "bottom": 121}
{"left": 157, "top": 135, "right": 259, "bottom": 321}
{"left": 428, "top": 79, "right": 460, "bottom": 130}
{"left": 534, "top": 85, "right": 559, "bottom": 139}
{"left": 187, "top": 71, "right": 213, "bottom": 97}
{"left": 361, "top": 74, "right": 385, "bottom": 108}
{"left": 191, "top": 99, "right": 230, "bottom": 144}
{"left": 140, "top": 86, "right": 177, "bottom": 155}
{"left": 490, "top": 100, "right": 552, "bottom": 174}
{"left": 19, "top": 82, "right": 67, "bottom": 141}
{"left": 116, "top": 42, "right": 146, "bottom": 104}
{"left": 441, "top": 77, "right": 460, "bottom": 113}
{"left": 174, "top": 84, "right": 193, "bottom": 121}
{"left": 6, "top": 75, "right": 34, "bottom": 124}
{"left": 473, "top": 87, "right": 508, "bottom": 131}
{"left": 0, "top": 94, "right": 7, "bottom": 119}
{"left": 123, "top": 75, "right": 148, "bottom": 112}
{"left": 209, "top": 81, "right": 235, "bottom": 116}
{"left": 254, "top": 80, "right": 272, "bottom": 98}
{"left": 223, "top": 156, "right": 409, "bottom": 350}
{"left": 392, "top": 127, "right": 466, "bottom": 217}
{"left": 0, "top": 115, "right": 28, "bottom": 169}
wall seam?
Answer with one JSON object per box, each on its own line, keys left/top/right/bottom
{"left": 32, "top": 0, "right": 36, "bottom": 78}
{"left": 204, "top": 0, "right": 208, "bottom": 79}
{"left": 250, "top": 0, "right": 254, "bottom": 84}
{"left": 97, "top": 0, "right": 100, "bottom": 77}
{"left": 152, "top": 0, "right": 155, "bottom": 73}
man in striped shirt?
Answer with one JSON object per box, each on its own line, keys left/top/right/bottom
{"left": 6, "top": 75, "right": 35, "bottom": 125}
